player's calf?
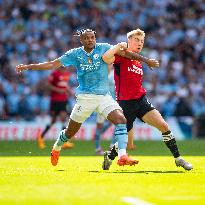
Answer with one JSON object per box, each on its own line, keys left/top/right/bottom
{"left": 162, "top": 130, "right": 193, "bottom": 170}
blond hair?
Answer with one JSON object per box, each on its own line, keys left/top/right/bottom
{"left": 127, "top": 28, "right": 145, "bottom": 38}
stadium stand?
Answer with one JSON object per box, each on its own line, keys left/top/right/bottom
{"left": 0, "top": 0, "right": 204, "bottom": 121}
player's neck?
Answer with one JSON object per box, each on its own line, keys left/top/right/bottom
{"left": 83, "top": 47, "right": 94, "bottom": 53}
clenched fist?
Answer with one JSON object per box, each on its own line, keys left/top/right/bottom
{"left": 147, "top": 59, "right": 160, "bottom": 69}
{"left": 117, "top": 42, "right": 128, "bottom": 51}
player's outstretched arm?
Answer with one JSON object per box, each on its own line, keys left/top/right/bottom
{"left": 16, "top": 59, "right": 62, "bottom": 74}
{"left": 102, "top": 42, "right": 127, "bottom": 65}
{"left": 119, "top": 50, "right": 160, "bottom": 69}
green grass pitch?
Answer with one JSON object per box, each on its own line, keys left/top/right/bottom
{"left": 0, "top": 140, "right": 205, "bottom": 205}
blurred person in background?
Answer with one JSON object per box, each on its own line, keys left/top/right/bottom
{"left": 37, "top": 66, "right": 74, "bottom": 149}
{"left": 0, "top": 83, "right": 7, "bottom": 120}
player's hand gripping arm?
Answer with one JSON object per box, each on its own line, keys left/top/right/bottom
{"left": 102, "top": 42, "right": 128, "bottom": 64}
{"left": 16, "top": 59, "right": 62, "bottom": 74}
{"left": 119, "top": 50, "right": 160, "bottom": 69}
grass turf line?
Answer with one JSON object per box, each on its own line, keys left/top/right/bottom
{"left": 0, "top": 139, "right": 205, "bottom": 156}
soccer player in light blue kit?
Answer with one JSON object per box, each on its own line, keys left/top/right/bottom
{"left": 16, "top": 29, "right": 139, "bottom": 167}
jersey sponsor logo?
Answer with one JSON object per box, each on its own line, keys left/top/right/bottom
{"left": 128, "top": 64, "right": 143, "bottom": 75}
{"left": 80, "top": 61, "right": 101, "bottom": 72}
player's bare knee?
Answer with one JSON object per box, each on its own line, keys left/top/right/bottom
{"left": 114, "top": 114, "right": 127, "bottom": 125}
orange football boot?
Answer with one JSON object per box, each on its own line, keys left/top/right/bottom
{"left": 37, "top": 135, "right": 46, "bottom": 149}
{"left": 117, "top": 155, "right": 139, "bottom": 166}
{"left": 51, "top": 149, "right": 60, "bottom": 166}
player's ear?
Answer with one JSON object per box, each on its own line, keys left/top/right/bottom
{"left": 127, "top": 38, "right": 130, "bottom": 45}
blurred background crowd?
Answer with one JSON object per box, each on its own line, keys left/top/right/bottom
{"left": 0, "top": 0, "right": 204, "bottom": 121}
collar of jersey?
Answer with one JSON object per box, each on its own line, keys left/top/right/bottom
{"left": 82, "top": 45, "right": 96, "bottom": 56}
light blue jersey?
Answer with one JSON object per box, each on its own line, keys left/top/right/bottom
{"left": 108, "top": 69, "right": 116, "bottom": 100}
{"left": 59, "top": 43, "right": 112, "bottom": 95}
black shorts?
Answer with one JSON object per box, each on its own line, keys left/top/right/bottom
{"left": 50, "top": 101, "right": 67, "bottom": 116}
{"left": 118, "top": 96, "right": 156, "bottom": 132}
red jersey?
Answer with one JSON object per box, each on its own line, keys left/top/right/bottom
{"left": 48, "top": 70, "right": 71, "bottom": 102}
{"left": 114, "top": 55, "right": 146, "bottom": 101}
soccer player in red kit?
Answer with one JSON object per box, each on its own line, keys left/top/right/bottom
{"left": 37, "top": 66, "right": 74, "bottom": 149}
{"left": 102, "top": 28, "right": 193, "bottom": 171}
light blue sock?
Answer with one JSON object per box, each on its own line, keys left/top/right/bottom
{"left": 115, "top": 124, "right": 128, "bottom": 150}
{"left": 95, "top": 129, "right": 101, "bottom": 149}
{"left": 111, "top": 127, "right": 117, "bottom": 145}
{"left": 53, "top": 130, "right": 68, "bottom": 151}
{"left": 95, "top": 122, "right": 111, "bottom": 149}
{"left": 101, "top": 121, "right": 110, "bottom": 133}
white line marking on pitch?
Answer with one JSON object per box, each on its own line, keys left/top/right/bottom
{"left": 122, "top": 197, "right": 155, "bottom": 205}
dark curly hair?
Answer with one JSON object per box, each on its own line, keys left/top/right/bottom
{"left": 74, "top": 29, "right": 96, "bottom": 36}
